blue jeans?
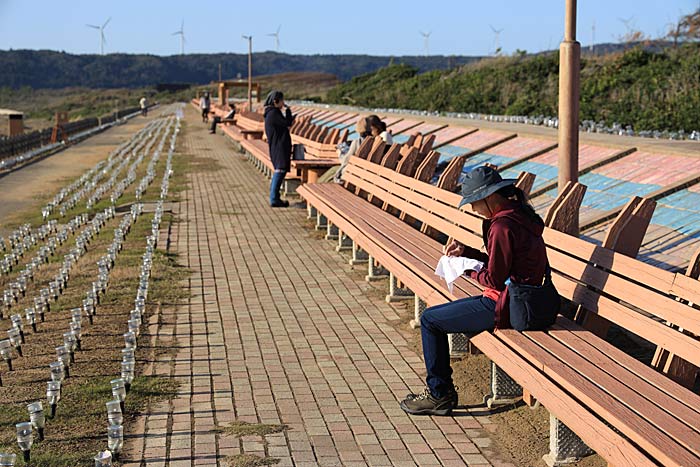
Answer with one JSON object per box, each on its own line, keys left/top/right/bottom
{"left": 270, "top": 170, "right": 287, "bottom": 205}
{"left": 420, "top": 296, "right": 496, "bottom": 398}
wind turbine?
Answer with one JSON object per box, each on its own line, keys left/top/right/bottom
{"left": 618, "top": 16, "right": 635, "bottom": 35}
{"left": 419, "top": 31, "right": 431, "bottom": 56}
{"left": 591, "top": 20, "right": 596, "bottom": 54}
{"left": 86, "top": 17, "right": 111, "bottom": 55}
{"left": 489, "top": 25, "right": 504, "bottom": 55}
{"left": 172, "top": 20, "right": 186, "bottom": 55}
{"left": 267, "top": 25, "right": 281, "bottom": 52}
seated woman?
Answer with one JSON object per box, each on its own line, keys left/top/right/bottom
{"left": 366, "top": 115, "right": 393, "bottom": 144}
{"left": 400, "top": 166, "right": 553, "bottom": 416}
{"left": 316, "top": 116, "right": 370, "bottom": 183}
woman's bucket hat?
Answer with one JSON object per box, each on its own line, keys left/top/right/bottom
{"left": 458, "top": 166, "right": 517, "bottom": 207}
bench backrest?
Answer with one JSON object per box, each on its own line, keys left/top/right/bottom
{"left": 342, "top": 156, "right": 700, "bottom": 372}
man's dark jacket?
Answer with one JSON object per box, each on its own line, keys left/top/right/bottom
{"left": 264, "top": 106, "right": 294, "bottom": 172}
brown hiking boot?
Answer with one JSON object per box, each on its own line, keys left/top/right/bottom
{"left": 400, "top": 387, "right": 457, "bottom": 416}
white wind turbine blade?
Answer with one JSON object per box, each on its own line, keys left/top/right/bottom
{"left": 102, "top": 17, "right": 111, "bottom": 29}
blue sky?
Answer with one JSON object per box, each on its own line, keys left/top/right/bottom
{"left": 0, "top": 0, "right": 696, "bottom": 56}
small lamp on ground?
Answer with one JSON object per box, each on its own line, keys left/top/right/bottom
{"left": 94, "top": 450, "right": 112, "bottom": 467}
{"left": 107, "top": 424, "right": 123, "bottom": 459}
{"left": 0, "top": 453, "right": 17, "bottom": 466}
{"left": 55, "top": 346, "right": 71, "bottom": 377}
{"left": 10, "top": 315, "right": 24, "bottom": 343}
{"left": 49, "top": 361, "right": 65, "bottom": 383}
{"left": 111, "top": 378, "right": 126, "bottom": 413}
{"left": 46, "top": 381, "right": 61, "bottom": 418}
{"left": 7, "top": 328, "right": 22, "bottom": 357}
{"left": 15, "top": 422, "right": 32, "bottom": 462}
{"left": 106, "top": 400, "right": 123, "bottom": 426}
{"left": 121, "top": 361, "right": 135, "bottom": 391}
{"left": 27, "top": 401, "right": 45, "bottom": 441}
{"left": 0, "top": 339, "right": 13, "bottom": 371}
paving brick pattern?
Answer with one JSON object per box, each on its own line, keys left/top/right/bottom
{"left": 123, "top": 110, "right": 509, "bottom": 466}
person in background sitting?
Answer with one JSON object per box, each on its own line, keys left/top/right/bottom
{"left": 209, "top": 104, "right": 236, "bottom": 134}
{"left": 366, "top": 115, "right": 393, "bottom": 144}
{"left": 264, "top": 90, "right": 295, "bottom": 208}
{"left": 329, "top": 116, "right": 371, "bottom": 183}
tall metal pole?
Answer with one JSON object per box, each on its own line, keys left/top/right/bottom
{"left": 558, "top": 0, "right": 581, "bottom": 232}
{"left": 242, "top": 35, "right": 253, "bottom": 110}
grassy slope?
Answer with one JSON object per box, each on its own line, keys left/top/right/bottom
{"left": 325, "top": 43, "right": 700, "bottom": 132}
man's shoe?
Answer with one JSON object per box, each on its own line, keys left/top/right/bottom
{"left": 270, "top": 200, "right": 288, "bottom": 208}
{"left": 400, "top": 387, "right": 457, "bottom": 416}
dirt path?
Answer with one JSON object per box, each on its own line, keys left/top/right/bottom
{"left": 0, "top": 115, "right": 153, "bottom": 232}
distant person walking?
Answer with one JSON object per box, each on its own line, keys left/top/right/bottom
{"left": 199, "top": 92, "right": 211, "bottom": 123}
{"left": 139, "top": 96, "right": 148, "bottom": 117}
{"left": 264, "top": 90, "right": 295, "bottom": 208}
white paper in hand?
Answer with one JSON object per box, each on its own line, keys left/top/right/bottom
{"left": 435, "top": 255, "right": 484, "bottom": 293}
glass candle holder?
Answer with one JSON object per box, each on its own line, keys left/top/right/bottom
{"left": 121, "top": 361, "right": 135, "bottom": 389}
{"left": 106, "top": 400, "right": 123, "bottom": 426}
{"left": 124, "top": 332, "right": 137, "bottom": 350}
{"left": 15, "top": 422, "right": 32, "bottom": 462}
{"left": 128, "top": 319, "right": 140, "bottom": 337}
{"left": 110, "top": 378, "right": 126, "bottom": 403}
{"left": 0, "top": 453, "right": 17, "bottom": 466}
{"left": 121, "top": 348, "right": 135, "bottom": 361}
{"left": 49, "top": 361, "right": 65, "bottom": 382}
{"left": 0, "top": 340, "right": 13, "bottom": 371}
{"left": 7, "top": 328, "right": 22, "bottom": 357}
{"left": 27, "top": 402, "right": 45, "bottom": 441}
{"left": 63, "top": 332, "right": 78, "bottom": 357}
{"left": 94, "top": 450, "right": 112, "bottom": 467}
{"left": 25, "top": 308, "right": 37, "bottom": 332}
{"left": 55, "top": 346, "right": 71, "bottom": 376}
{"left": 107, "top": 424, "right": 123, "bottom": 456}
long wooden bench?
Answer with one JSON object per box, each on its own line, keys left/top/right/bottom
{"left": 297, "top": 154, "right": 700, "bottom": 467}
{"left": 235, "top": 111, "right": 265, "bottom": 140}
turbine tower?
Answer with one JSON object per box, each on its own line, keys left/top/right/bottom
{"left": 267, "top": 25, "right": 281, "bottom": 52}
{"left": 172, "top": 20, "right": 186, "bottom": 55}
{"left": 86, "top": 17, "right": 111, "bottom": 55}
{"left": 419, "top": 31, "right": 431, "bottom": 56}
{"left": 489, "top": 25, "right": 504, "bottom": 55}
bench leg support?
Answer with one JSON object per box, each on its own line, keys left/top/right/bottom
{"left": 336, "top": 231, "right": 353, "bottom": 252}
{"left": 325, "top": 222, "right": 339, "bottom": 240}
{"left": 543, "top": 414, "right": 595, "bottom": 466}
{"left": 448, "top": 333, "right": 471, "bottom": 357}
{"left": 349, "top": 241, "right": 369, "bottom": 265}
{"left": 307, "top": 205, "right": 317, "bottom": 220}
{"left": 410, "top": 297, "right": 427, "bottom": 329}
{"left": 315, "top": 213, "right": 327, "bottom": 230}
{"left": 366, "top": 256, "right": 389, "bottom": 282}
{"left": 283, "top": 179, "right": 301, "bottom": 198}
{"left": 386, "top": 272, "right": 414, "bottom": 302}
{"left": 483, "top": 362, "right": 523, "bottom": 408}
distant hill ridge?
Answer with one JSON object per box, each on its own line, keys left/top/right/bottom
{"left": 0, "top": 43, "right": 665, "bottom": 89}
{"left": 0, "top": 50, "right": 484, "bottom": 89}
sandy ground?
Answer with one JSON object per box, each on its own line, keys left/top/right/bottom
{"left": 0, "top": 115, "right": 153, "bottom": 233}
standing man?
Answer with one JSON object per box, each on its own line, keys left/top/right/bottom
{"left": 199, "top": 92, "right": 211, "bottom": 123}
{"left": 263, "top": 90, "right": 294, "bottom": 208}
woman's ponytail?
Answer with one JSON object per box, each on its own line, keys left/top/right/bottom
{"left": 496, "top": 185, "right": 544, "bottom": 226}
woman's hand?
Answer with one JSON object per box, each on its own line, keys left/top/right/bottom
{"left": 444, "top": 240, "right": 465, "bottom": 257}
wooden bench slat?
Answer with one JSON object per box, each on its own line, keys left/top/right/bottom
{"left": 298, "top": 186, "right": 448, "bottom": 306}
{"left": 314, "top": 184, "right": 482, "bottom": 298}
{"left": 548, "top": 322, "right": 700, "bottom": 430}
{"left": 470, "top": 332, "right": 658, "bottom": 467}
{"left": 498, "top": 330, "right": 700, "bottom": 467}
{"left": 527, "top": 330, "right": 700, "bottom": 456}
{"left": 554, "top": 318, "right": 700, "bottom": 414}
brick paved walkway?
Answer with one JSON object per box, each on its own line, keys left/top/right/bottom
{"left": 123, "top": 108, "right": 509, "bottom": 467}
